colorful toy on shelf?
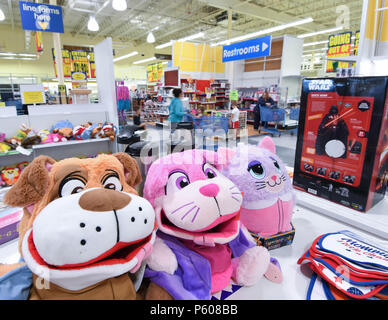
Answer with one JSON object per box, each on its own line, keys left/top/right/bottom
{"left": 80, "top": 123, "right": 103, "bottom": 140}
{"left": 20, "top": 126, "right": 41, "bottom": 149}
{"left": 0, "top": 167, "right": 20, "bottom": 186}
{"left": 142, "top": 149, "right": 282, "bottom": 300}
{"left": 51, "top": 120, "right": 74, "bottom": 140}
{"left": 0, "top": 133, "right": 11, "bottom": 153}
{"left": 17, "top": 161, "right": 30, "bottom": 173}
{"left": 73, "top": 122, "right": 92, "bottom": 140}
{"left": 220, "top": 136, "right": 295, "bottom": 239}
{"left": 0, "top": 153, "right": 157, "bottom": 300}
{"left": 98, "top": 122, "right": 117, "bottom": 141}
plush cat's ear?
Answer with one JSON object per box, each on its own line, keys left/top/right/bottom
{"left": 259, "top": 136, "right": 276, "bottom": 154}
{"left": 217, "top": 147, "right": 236, "bottom": 167}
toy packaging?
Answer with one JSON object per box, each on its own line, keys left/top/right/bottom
{"left": 142, "top": 149, "right": 282, "bottom": 300}
{"left": 293, "top": 77, "right": 388, "bottom": 212}
{"left": 298, "top": 230, "right": 388, "bottom": 300}
{"left": 0, "top": 153, "right": 157, "bottom": 300}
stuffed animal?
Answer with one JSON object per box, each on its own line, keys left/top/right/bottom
{"left": 20, "top": 127, "right": 41, "bottom": 149}
{"left": 73, "top": 122, "right": 92, "bottom": 140}
{"left": 0, "top": 167, "right": 20, "bottom": 186}
{"left": 219, "top": 136, "right": 295, "bottom": 238}
{"left": 142, "top": 149, "right": 282, "bottom": 300}
{"left": 0, "top": 153, "right": 157, "bottom": 300}
{"left": 98, "top": 122, "right": 117, "bottom": 141}
{"left": 80, "top": 123, "right": 103, "bottom": 140}
{"left": 51, "top": 120, "right": 74, "bottom": 140}
{"left": 5, "top": 124, "right": 30, "bottom": 148}
{"left": 0, "top": 133, "right": 11, "bottom": 153}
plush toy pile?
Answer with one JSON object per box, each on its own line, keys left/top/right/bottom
{"left": 0, "top": 153, "right": 156, "bottom": 300}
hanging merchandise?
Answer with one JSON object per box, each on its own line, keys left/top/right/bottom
{"left": 298, "top": 230, "right": 388, "bottom": 300}
{"left": 52, "top": 48, "right": 71, "bottom": 78}
{"left": 293, "top": 77, "right": 388, "bottom": 212}
{"left": 116, "top": 82, "right": 130, "bottom": 124}
{"left": 0, "top": 154, "right": 157, "bottom": 300}
{"left": 142, "top": 149, "right": 283, "bottom": 300}
{"left": 35, "top": 31, "right": 43, "bottom": 53}
{"left": 220, "top": 136, "right": 295, "bottom": 250}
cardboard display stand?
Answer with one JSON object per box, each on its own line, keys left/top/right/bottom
{"left": 293, "top": 77, "right": 388, "bottom": 212}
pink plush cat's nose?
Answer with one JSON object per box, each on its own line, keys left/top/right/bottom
{"left": 200, "top": 184, "right": 220, "bottom": 197}
{"left": 271, "top": 175, "right": 277, "bottom": 181}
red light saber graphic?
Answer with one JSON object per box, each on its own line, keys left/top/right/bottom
{"left": 323, "top": 108, "right": 356, "bottom": 128}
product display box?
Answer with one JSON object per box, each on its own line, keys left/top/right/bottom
{"left": 293, "top": 77, "right": 388, "bottom": 212}
{"left": 250, "top": 224, "right": 295, "bottom": 250}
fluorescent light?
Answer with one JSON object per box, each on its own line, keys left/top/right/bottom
{"left": 113, "top": 51, "right": 139, "bottom": 62}
{"left": 0, "top": 8, "right": 5, "bottom": 21}
{"left": 87, "top": 16, "right": 99, "bottom": 32}
{"left": 303, "top": 40, "right": 329, "bottom": 47}
{"left": 0, "top": 52, "right": 17, "bottom": 56}
{"left": 298, "top": 26, "right": 343, "bottom": 39}
{"left": 155, "top": 32, "right": 205, "bottom": 49}
{"left": 155, "top": 41, "right": 173, "bottom": 49}
{"left": 1, "top": 57, "right": 17, "bottom": 60}
{"left": 178, "top": 32, "right": 204, "bottom": 42}
{"left": 112, "top": 0, "right": 127, "bottom": 11}
{"left": 147, "top": 31, "right": 155, "bottom": 43}
{"left": 18, "top": 53, "right": 37, "bottom": 57}
{"left": 212, "top": 17, "right": 313, "bottom": 46}
{"left": 133, "top": 57, "right": 156, "bottom": 65}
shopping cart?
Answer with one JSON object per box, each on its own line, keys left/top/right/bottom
{"left": 259, "top": 106, "right": 286, "bottom": 137}
{"left": 288, "top": 107, "right": 300, "bottom": 135}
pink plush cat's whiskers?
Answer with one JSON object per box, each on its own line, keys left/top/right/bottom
{"left": 231, "top": 195, "right": 241, "bottom": 203}
{"left": 171, "top": 201, "right": 195, "bottom": 215}
{"left": 191, "top": 207, "right": 201, "bottom": 223}
{"left": 181, "top": 205, "right": 197, "bottom": 221}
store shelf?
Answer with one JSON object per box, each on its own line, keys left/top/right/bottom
{"left": 327, "top": 56, "right": 357, "bottom": 62}
{"left": 32, "top": 138, "right": 110, "bottom": 150}
{"left": 0, "top": 149, "right": 33, "bottom": 157}
{"left": 295, "top": 189, "right": 388, "bottom": 240}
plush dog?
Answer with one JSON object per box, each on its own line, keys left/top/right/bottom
{"left": 51, "top": 120, "right": 74, "bottom": 140}
{"left": 0, "top": 153, "right": 157, "bottom": 300}
{"left": 142, "top": 149, "right": 282, "bottom": 300}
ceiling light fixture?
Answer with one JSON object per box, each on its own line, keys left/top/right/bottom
{"left": 303, "top": 40, "right": 329, "bottom": 47}
{"left": 147, "top": 31, "right": 155, "bottom": 43}
{"left": 298, "top": 26, "right": 344, "bottom": 39}
{"left": 87, "top": 16, "right": 99, "bottom": 32}
{"left": 0, "top": 8, "right": 5, "bottom": 21}
{"left": 211, "top": 17, "right": 314, "bottom": 47}
{"left": 0, "top": 52, "right": 17, "bottom": 56}
{"left": 112, "top": 0, "right": 127, "bottom": 11}
{"left": 133, "top": 57, "right": 156, "bottom": 65}
{"left": 155, "top": 32, "right": 205, "bottom": 49}
{"left": 155, "top": 41, "right": 173, "bottom": 49}
{"left": 113, "top": 51, "right": 139, "bottom": 62}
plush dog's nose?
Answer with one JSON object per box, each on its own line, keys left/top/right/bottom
{"left": 79, "top": 189, "right": 131, "bottom": 211}
{"left": 199, "top": 183, "right": 220, "bottom": 197}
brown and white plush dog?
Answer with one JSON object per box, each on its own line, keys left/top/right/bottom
{"left": 0, "top": 153, "right": 156, "bottom": 300}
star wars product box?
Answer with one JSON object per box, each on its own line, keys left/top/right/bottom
{"left": 293, "top": 77, "right": 388, "bottom": 212}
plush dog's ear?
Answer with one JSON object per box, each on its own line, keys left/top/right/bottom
{"left": 113, "top": 152, "right": 142, "bottom": 187}
{"left": 4, "top": 155, "right": 55, "bottom": 208}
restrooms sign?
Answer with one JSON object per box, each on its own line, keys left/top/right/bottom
{"left": 222, "top": 35, "right": 272, "bottom": 62}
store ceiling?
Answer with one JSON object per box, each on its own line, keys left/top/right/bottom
{"left": 0, "top": 0, "right": 363, "bottom": 57}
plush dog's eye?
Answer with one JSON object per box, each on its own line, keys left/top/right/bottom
{"left": 103, "top": 176, "right": 122, "bottom": 191}
{"left": 248, "top": 161, "right": 265, "bottom": 180}
{"left": 166, "top": 171, "right": 190, "bottom": 194}
{"left": 59, "top": 178, "right": 86, "bottom": 197}
{"left": 203, "top": 163, "right": 218, "bottom": 179}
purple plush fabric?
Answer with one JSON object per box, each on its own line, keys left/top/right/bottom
{"left": 144, "top": 228, "right": 255, "bottom": 300}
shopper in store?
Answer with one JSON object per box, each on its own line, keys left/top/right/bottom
{"left": 168, "top": 88, "right": 186, "bottom": 131}
{"left": 231, "top": 101, "right": 240, "bottom": 137}
{"left": 255, "top": 89, "right": 275, "bottom": 130}
{"left": 133, "top": 105, "right": 147, "bottom": 130}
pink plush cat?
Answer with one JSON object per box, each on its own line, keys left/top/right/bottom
{"left": 219, "top": 136, "right": 295, "bottom": 238}
{"left": 143, "top": 149, "right": 282, "bottom": 300}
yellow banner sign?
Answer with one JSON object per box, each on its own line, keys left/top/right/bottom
{"left": 326, "top": 31, "right": 352, "bottom": 73}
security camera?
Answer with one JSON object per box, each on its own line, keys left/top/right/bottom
{"left": 141, "top": 53, "right": 145, "bottom": 56}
